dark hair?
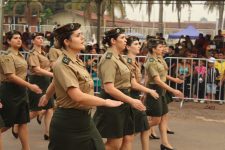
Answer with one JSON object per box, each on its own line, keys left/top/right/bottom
{"left": 4, "top": 30, "right": 22, "bottom": 47}
{"left": 124, "top": 36, "right": 139, "bottom": 54}
{"left": 53, "top": 23, "right": 81, "bottom": 49}
{"left": 102, "top": 28, "right": 125, "bottom": 47}
{"left": 146, "top": 39, "right": 164, "bottom": 54}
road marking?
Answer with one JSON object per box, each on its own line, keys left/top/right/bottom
{"left": 196, "top": 116, "right": 225, "bottom": 124}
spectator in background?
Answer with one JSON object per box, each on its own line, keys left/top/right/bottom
{"left": 214, "top": 29, "right": 224, "bottom": 49}
{"left": 21, "top": 27, "right": 31, "bottom": 51}
{"left": 84, "top": 44, "right": 99, "bottom": 73}
{"left": 204, "top": 57, "right": 219, "bottom": 109}
{"left": 185, "top": 36, "right": 194, "bottom": 51}
{"left": 214, "top": 51, "right": 225, "bottom": 104}
{"left": 45, "top": 31, "right": 54, "bottom": 47}
{"left": 177, "top": 59, "right": 192, "bottom": 98}
{"left": 193, "top": 60, "right": 206, "bottom": 101}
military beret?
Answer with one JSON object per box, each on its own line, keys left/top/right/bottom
{"left": 31, "top": 32, "right": 44, "bottom": 39}
{"left": 54, "top": 23, "right": 81, "bottom": 37}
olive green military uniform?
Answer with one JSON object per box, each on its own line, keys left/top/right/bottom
{"left": 49, "top": 49, "right": 104, "bottom": 150}
{"left": 93, "top": 48, "right": 134, "bottom": 138}
{"left": 27, "top": 49, "right": 53, "bottom": 111}
{"left": 0, "top": 49, "right": 30, "bottom": 127}
{"left": 126, "top": 57, "right": 149, "bottom": 133}
{"left": 144, "top": 55, "right": 169, "bottom": 117}
{"left": 48, "top": 47, "right": 62, "bottom": 63}
{"left": 158, "top": 56, "right": 173, "bottom": 104}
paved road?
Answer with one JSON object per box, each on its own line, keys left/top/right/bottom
{"left": 2, "top": 102, "right": 225, "bottom": 150}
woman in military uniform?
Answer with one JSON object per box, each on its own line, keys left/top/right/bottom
{"left": 27, "top": 32, "right": 54, "bottom": 140}
{"left": 0, "top": 30, "right": 42, "bottom": 150}
{"left": 144, "top": 39, "right": 184, "bottom": 150}
{"left": 38, "top": 23, "right": 123, "bottom": 150}
{"left": 93, "top": 28, "right": 158, "bottom": 150}
{"left": 125, "top": 36, "right": 157, "bottom": 150}
{"left": 48, "top": 47, "right": 62, "bottom": 68}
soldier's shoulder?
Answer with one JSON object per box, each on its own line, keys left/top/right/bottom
{"left": 105, "top": 52, "right": 113, "bottom": 59}
{"left": 0, "top": 50, "right": 11, "bottom": 55}
{"left": 148, "top": 57, "right": 156, "bottom": 63}
{"left": 127, "top": 57, "right": 132, "bottom": 64}
{"left": 62, "top": 55, "right": 71, "bottom": 65}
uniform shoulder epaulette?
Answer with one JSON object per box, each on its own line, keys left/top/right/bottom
{"left": 29, "top": 49, "right": 36, "bottom": 55}
{"left": 106, "top": 52, "right": 112, "bottom": 59}
{"left": 0, "top": 50, "right": 10, "bottom": 55}
{"left": 149, "top": 58, "right": 155, "bottom": 62}
{"left": 127, "top": 58, "right": 132, "bottom": 64}
{"left": 62, "top": 56, "right": 71, "bottom": 65}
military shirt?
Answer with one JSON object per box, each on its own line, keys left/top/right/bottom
{"left": 53, "top": 49, "right": 94, "bottom": 110}
{"left": 145, "top": 55, "right": 168, "bottom": 84}
{"left": 126, "top": 57, "right": 142, "bottom": 84}
{"left": 48, "top": 47, "right": 62, "bottom": 62}
{"left": 98, "top": 48, "right": 131, "bottom": 89}
{"left": 27, "top": 49, "right": 51, "bottom": 75}
{"left": 0, "top": 48, "right": 28, "bottom": 82}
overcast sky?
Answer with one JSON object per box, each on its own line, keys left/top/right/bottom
{"left": 123, "top": 1, "right": 217, "bottom": 22}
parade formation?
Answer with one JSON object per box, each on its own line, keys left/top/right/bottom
{"left": 0, "top": 0, "right": 225, "bottom": 150}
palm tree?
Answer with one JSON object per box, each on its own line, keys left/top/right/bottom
{"left": 166, "top": 0, "right": 192, "bottom": 28}
{"left": 64, "top": 0, "right": 132, "bottom": 45}
{"left": 158, "top": 0, "right": 164, "bottom": 33}
{"left": 145, "top": 0, "right": 154, "bottom": 23}
{"left": 204, "top": 1, "right": 225, "bottom": 30}
{"left": 12, "top": 0, "right": 43, "bottom": 26}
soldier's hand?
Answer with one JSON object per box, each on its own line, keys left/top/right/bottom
{"left": 175, "top": 78, "right": 184, "bottom": 84}
{"left": 0, "top": 101, "right": 3, "bottom": 109}
{"left": 104, "top": 99, "right": 123, "bottom": 107}
{"left": 38, "top": 94, "right": 49, "bottom": 107}
{"left": 29, "top": 84, "right": 42, "bottom": 94}
{"left": 173, "top": 89, "right": 184, "bottom": 99}
{"left": 149, "top": 89, "right": 159, "bottom": 100}
{"left": 140, "top": 94, "right": 146, "bottom": 103}
{"left": 131, "top": 99, "right": 146, "bottom": 111}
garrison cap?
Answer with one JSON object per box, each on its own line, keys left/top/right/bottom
{"left": 54, "top": 23, "right": 81, "bottom": 37}
{"left": 31, "top": 32, "right": 44, "bottom": 39}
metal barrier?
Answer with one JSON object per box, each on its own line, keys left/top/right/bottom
{"left": 1, "top": 50, "right": 224, "bottom": 103}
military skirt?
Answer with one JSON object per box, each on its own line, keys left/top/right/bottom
{"left": 28, "top": 75, "right": 54, "bottom": 111}
{"left": 93, "top": 89, "right": 134, "bottom": 138}
{"left": 0, "top": 82, "right": 30, "bottom": 127}
{"left": 49, "top": 108, "right": 104, "bottom": 150}
{"left": 145, "top": 84, "right": 168, "bottom": 117}
{"left": 130, "top": 90, "right": 149, "bottom": 133}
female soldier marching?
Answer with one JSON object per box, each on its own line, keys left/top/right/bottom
{"left": 38, "top": 23, "right": 123, "bottom": 150}
{"left": 27, "top": 32, "right": 54, "bottom": 140}
{"left": 93, "top": 28, "right": 158, "bottom": 150}
{"left": 0, "top": 30, "right": 42, "bottom": 150}
{"left": 125, "top": 36, "right": 151, "bottom": 150}
{"left": 144, "top": 39, "right": 183, "bottom": 150}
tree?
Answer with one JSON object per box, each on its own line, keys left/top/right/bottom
{"left": 166, "top": 0, "right": 192, "bottom": 28}
{"left": 146, "top": 0, "right": 154, "bottom": 23}
{"left": 9, "top": 0, "right": 43, "bottom": 25}
{"left": 204, "top": 1, "right": 225, "bottom": 30}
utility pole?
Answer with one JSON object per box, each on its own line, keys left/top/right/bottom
{"left": 0, "top": 0, "right": 4, "bottom": 50}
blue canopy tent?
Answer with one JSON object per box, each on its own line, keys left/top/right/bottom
{"left": 168, "top": 25, "right": 200, "bottom": 39}
{"left": 125, "top": 32, "right": 146, "bottom": 40}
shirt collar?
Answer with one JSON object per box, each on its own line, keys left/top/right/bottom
{"left": 8, "top": 48, "right": 23, "bottom": 56}
{"left": 107, "top": 48, "right": 119, "bottom": 59}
